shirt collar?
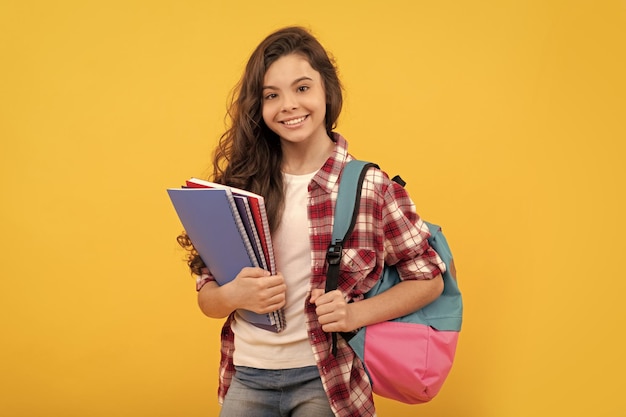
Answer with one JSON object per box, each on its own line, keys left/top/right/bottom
{"left": 311, "top": 132, "right": 352, "bottom": 194}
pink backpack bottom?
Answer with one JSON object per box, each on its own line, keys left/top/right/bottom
{"left": 362, "top": 321, "right": 459, "bottom": 404}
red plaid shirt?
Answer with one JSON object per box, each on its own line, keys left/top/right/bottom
{"left": 196, "top": 133, "right": 445, "bottom": 417}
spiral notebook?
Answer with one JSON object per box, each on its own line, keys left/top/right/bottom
{"left": 167, "top": 185, "right": 284, "bottom": 332}
{"left": 185, "top": 178, "right": 277, "bottom": 275}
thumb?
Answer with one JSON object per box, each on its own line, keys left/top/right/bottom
{"left": 309, "top": 288, "right": 325, "bottom": 304}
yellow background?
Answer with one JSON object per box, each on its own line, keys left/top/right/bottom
{"left": 1, "top": 1, "right": 625, "bottom": 416}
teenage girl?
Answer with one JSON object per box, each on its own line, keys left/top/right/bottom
{"left": 178, "top": 26, "right": 445, "bottom": 417}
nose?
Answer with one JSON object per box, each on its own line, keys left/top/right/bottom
{"left": 281, "top": 92, "right": 298, "bottom": 111}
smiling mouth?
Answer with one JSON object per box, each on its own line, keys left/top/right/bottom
{"left": 282, "top": 115, "right": 308, "bottom": 126}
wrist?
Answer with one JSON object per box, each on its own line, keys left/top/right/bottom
{"left": 346, "top": 301, "right": 367, "bottom": 332}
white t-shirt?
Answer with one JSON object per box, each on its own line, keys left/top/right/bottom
{"left": 232, "top": 171, "right": 317, "bottom": 369}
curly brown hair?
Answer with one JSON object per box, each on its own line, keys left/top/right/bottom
{"left": 177, "top": 26, "right": 343, "bottom": 274}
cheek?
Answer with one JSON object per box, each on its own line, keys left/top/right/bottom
{"left": 261, "top": 102, "right": 275, "bottom": 125}
{"left": 311, "top": 91, "right": 328, "bottom": 113}
{"left": 314, "top": 96, "right": 328, "bottom": 119}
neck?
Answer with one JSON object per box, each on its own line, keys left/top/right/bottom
{"left": 281, "top": 135, "right": 335, "bottom": 175}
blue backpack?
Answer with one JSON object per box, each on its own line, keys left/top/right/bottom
{"left": 325, "top": 160, "right": 463, "bottom": 404}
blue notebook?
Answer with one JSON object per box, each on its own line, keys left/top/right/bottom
{"left": 167, "top": 187, "right": 283, "bottom": 332}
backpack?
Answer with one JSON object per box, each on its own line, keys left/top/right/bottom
{"left": 324, "top": 160, "right": 463, "bottom": 404}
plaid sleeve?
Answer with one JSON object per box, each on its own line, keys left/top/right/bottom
{"left": 380, "top": 178, "right": 446, "bottom": 280}
{"left": 196, "top": 267, "right": 215, "bottom": 291}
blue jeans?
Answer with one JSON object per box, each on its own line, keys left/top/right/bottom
{"left": 219, "top": 366, "right": 335, "bottom": 417}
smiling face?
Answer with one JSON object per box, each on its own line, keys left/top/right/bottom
{"left": 262, "top": 54, "right": 329, "bottom": 147}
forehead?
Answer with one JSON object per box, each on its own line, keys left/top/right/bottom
{"left": 263, "top": 54, "right": 321, "bottom": 86}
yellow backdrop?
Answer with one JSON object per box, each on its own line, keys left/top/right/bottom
{"left": 1, "top": 1, "right": 625, "bottom": 416}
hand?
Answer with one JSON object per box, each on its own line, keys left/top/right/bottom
{"left": 229, "top": 267, "right": 287, "bottom": 314}
{"left": 310, "top": 289, "right": 356, "bottom": 333}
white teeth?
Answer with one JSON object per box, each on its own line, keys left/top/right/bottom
{"left": 283, "top": 116, "right": 306, "bottom": 125}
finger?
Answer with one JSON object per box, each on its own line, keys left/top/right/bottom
{"left": 240, "top": 266, "right": 271, "bottom": 278}
{"left": 313, "top": 290, "right": 342, "bottom": 306}
{"left": 260, "top": 297, "right": 286, "bottom": 313}
{"left": 315, "top": 302, "right": 340, "bottom": 319}
{"left": 263, "top": 274, "right": 284, "bottom": 286}
{"left": 310, "top": 288, "right": 325, "bottom": 303}
{"left": 265, "top": 279, "right": 287, "bottom": 296}
{"left": 317, "top": 312, "right": 341, "bottom": 332}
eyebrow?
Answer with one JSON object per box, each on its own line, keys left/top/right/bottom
{"left": 263, "top": 76, "right": 314, "bottom": 90}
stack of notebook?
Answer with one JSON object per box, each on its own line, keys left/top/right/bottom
{"left": 167, "top": 178, "right": 285, "bottom": 332}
